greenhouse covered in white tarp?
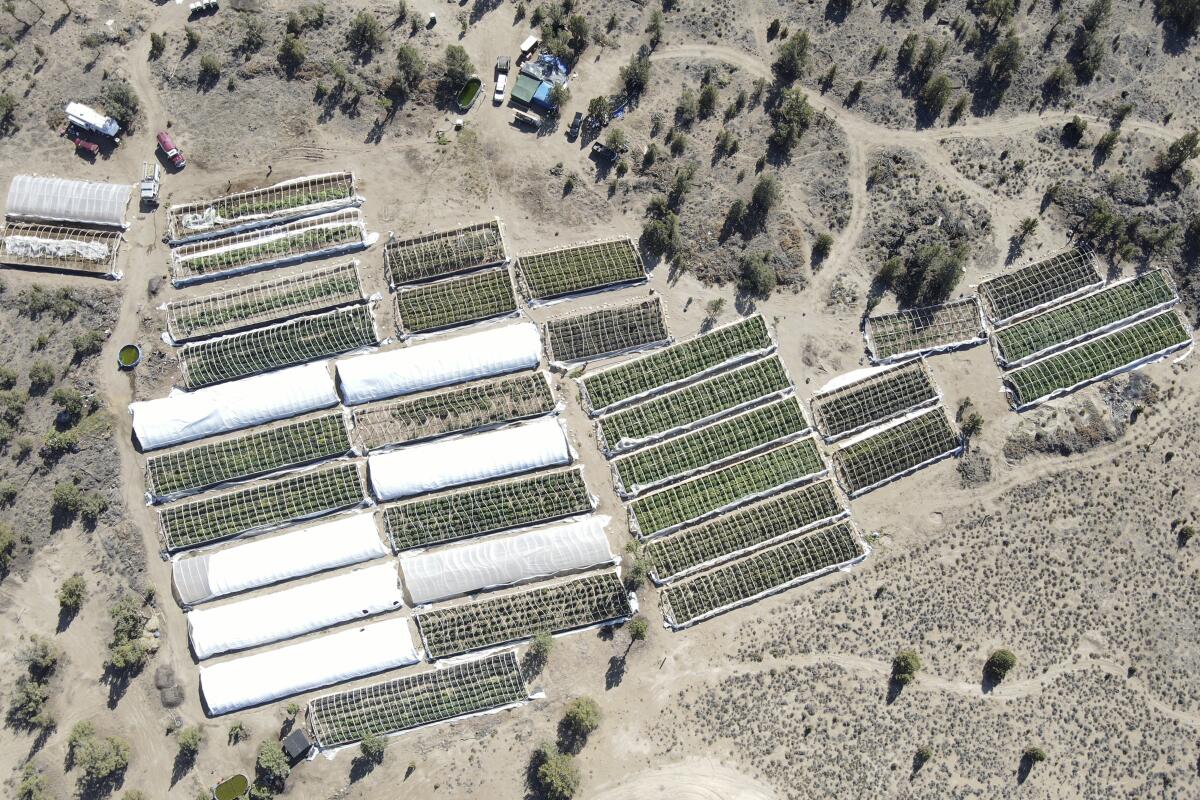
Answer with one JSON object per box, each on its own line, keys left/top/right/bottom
{"left": 173, "top": 514, "right": 388, "bottom": 606}
{"left": 337, "top": 322, "right": 542, "bottom": 405}
{"left": 401, "top": 516, "right": 614, "bottom": 605}
{"left": 188, "top": 562, "right": 403, "bottom": 659}
{"left": 5, "top": 175, "right": 132, "bottom": 228}
{"left": 368, "top": 418, "right": 570, "bottom": 501}
{"left": 200, "top": 616, "right": 419, "bottom": 716}
{"left": 130, "top": 361, "right": 339, "bottom": 450}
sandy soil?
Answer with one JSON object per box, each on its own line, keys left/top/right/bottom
{"left": 0, "top": 0, "right": 1198, "bottom": 798}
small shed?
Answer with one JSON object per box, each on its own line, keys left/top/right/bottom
{"left": 511, "top": 72, "right": 542, "bottom": 105}
{"left": 282, "top": 728, "right": 312, "bottom": 762}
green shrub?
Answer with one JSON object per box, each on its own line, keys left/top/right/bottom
{"left": 177, "top": 726, "right": 203, "bottom": 758}
{"left": 23, "top": 635, "right": 59, "bottom": 677}
{"left": 77, "top": 734, "right": 130, "bottom": 784}
{"left": 1023, "top": 745, "right": 1046, "bottom": 763}
{"left": 199, "top": 54, "right": 221, "bottom": 82}
{"left": 9, "top": 676, "right": 53, "bottom": 729}
{"left": 395, "top": 45, "right": 425, "bottom": 92}
{"left": 772, "top": 30, "right": 810, "bottom": 82}
{"left": 562, "top": 697, "right": 600, "bottom": 739}
{"left": 52, "top": 481, "right": 81, "bottom": 513}
{"left": 812, "top": 232, "right": 834, "bottom": 263}
{"left": 738, "top": 252, "right": 777, "bottom": 298}
{"left": 43, "top": 429, "right": 79, "bottom": 457}
{"left": 17, "top": 765, "right": 50, "bottom": 800}
{"left": 71, "top": 330, "right": 106, "bottom": 359}
{"left": 347, "top": 10, "right": 384, "bottom": 51}
{"left": 241, "top": 18, "right": 265, "bottom": 52}
{"left": 0, "top": 483, "right": 16, "bottom": 506}
{"left": 228, "top": 721, "right": 249, "bottom": 744}
{"left": 768, "top": 87, "right": 812, "bottom": 153}
{"left": 444, "top": 44, "right": 474, "bottom": 87}
{"left": 0, "top": 367, "right": 16, "bottom": 389}
{"left": 359, "top": 732, "right": 388, "bottom": 764}
{"left": 0, "top": 522, "right": 14, "bottom": 572}
{"left": 892, "top": 649, "right": 922, "bottom": 685}
{"left": 28, "top": 361, "right": 54, "bottom": 392}
{"left": 536, "top": 744, "right": 580, "bottom": 800}
{"left": 256, "top": 740, "right": 291, "bottom": 787}
{"left": 100, "top": 80, "right": 140, "bottom": 131}
{"left": 0, "top": 388, "right": 26, "bottom": 424}
{"left": 984, "top": 648, "right": 1017, "bottom": 682}
{"left": 59, "top": 573, "right": 87, "bottom": 611}
{"left": 751, "top": 173, "right": 781, "bottom": 214}
{"left": 52, "top": 387, "right": 85, "bottom": 421}
{"left": 185, "top": 25, "right": 200, "bottom": 49}
{"left": 530, "top": 630, "right": 555, "bottom": 662}
{"left": 106, "top": 596, "right": 148, "bottom": 672}
{"left": 279, "top": 35, "right": 307, "bottom": 68}
{"left": 628, "top": 615, "right": 649, "bottom": 642}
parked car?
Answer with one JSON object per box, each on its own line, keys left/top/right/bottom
{"left": 567, "top": 111, "right": 583, "bottom": 141}
{"left": 157, "top": 130, "right": 186, "bottom": 169}
{"left": 494, "top": 73, "right": 508, "bottom": 104}
{"left": 71, "top": 135, "right": 99, "bottom": 156}
{"left": 513, "top": 109, "right": 544, "bottom": 129}
{"left": 496, "top": 56, "right": 511, "bottom": 74}
{"left": 590, "top": 141, "right": 618, "bottom": 162}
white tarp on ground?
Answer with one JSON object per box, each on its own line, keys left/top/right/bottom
{"left": 368, "top": 418, "right": 570, "bottom": 501}
{"left": 172, "top": 514, "right": 388, "bottom": 606}
{"left": 400, "top": 515, "right": 614, "bottom": 605}
{"left": 337, "top": 322, "right": 541, "bottom": 405}
{"left": 200, "top": 616, "right": 419, "bottom": 716}
{"left": 130, "top": 362, "right": 339, "bottom": 451}
{"left": 5, "top": 175, "right": 131, "bottom": 228}
{"left": 4, "top": 234, "right": 110, "bottom": 262}
{"left": 188, "top": 562, "right": 403, "bottom": 659}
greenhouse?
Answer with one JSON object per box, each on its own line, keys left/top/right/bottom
{"left": 864, "top": 298, "right": 986, "bottom": 363}
{"left": 383, "top": 219, "right": 507, "bottom": 287}
{"left": 308, "top": 652, "right": 528, "bottom": 748}
{"left": 544, "top": 297, "right": 670, "bottom": 364}
{"left": 810, "top": 359, "right": 940, "bottom": 442}
{"left": 5, "top": 174, "right": 132, "bottom": 228}
{"left": 337, "top": 322, "right": 542, "bottom": 405}
{"left": 188, "top": 562, "right": 403, "bottom": 659}
{"left": 0, "top": 222, "right": 123, "bottom": 278}
{"left": 832, "top": 406, "right": 961, "bottom": 496}
{"left": 167, "top": 171, "right": 361, "bottom": 244}
{"left": 199, "top": 617, "right": 420, "bottom": 716}
{"left": 130, "top": 361, "right": 340, "bottom": 451}
{"left": 400, "top": 516, "right": 614, "bottom": 605}
{"left": 978, "top": 246, "right": 1103, "bottom": 325}
{"left": 368, "top": 418, "right": 571, "bottom": 501}
{"left": 169, "top": 208, "right": 375, "bottom": 286}
{"left": 172, "top": 513, "right": 388, "bottom": 606}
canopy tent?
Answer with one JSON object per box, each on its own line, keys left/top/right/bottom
{"left": 5, "top": 175, "right": 131, "bottom": 228}
{"left": 400, "top": 516, "right": 614, "bottom": 605}
{"left": 188, "top": 562, "right": 403, "bottom": 659}
{"left": 368, "top": 417, "right": 570, "bottom": 501}
{"left": 172, "top": 514, "right": 388, "bottom": 606}
{"left": 200, "top": 617, "right": 419, "bottom": 716}
{"left": 511, "top": 72, "right": 542, "bottom": 105}
{"left": 337, "top": 322, "right": 541, "bottom": 405}
{"left": 130, "top": 361, "right": 339, "bottom": 451}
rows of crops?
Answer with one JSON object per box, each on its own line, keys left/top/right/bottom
{"left": 517, "top": 238, "right": 645, "bottom": 301}
{"left": 165, "top": 261, "right": 363, "bottom": 342}
{"left": 352, "top": 372, "right": 555, "bottom": 451}
{"left": 992, "top": 269, "right": 1177, "bottom": 367}
{"left": 308, "top": 652, "right": 528, "bottom": 747}
{"left": 661, "top": 521, "right": 865, "bottom": 628}
{"left": 612, "top": 398, "right": 810, "bottom": 495}
{"left": 179, "top": 304, "right": 377, "bottom": 389}
{"left": 395, "top": 268, "right": 517, "bottom": 334}
{"left": 630, "top": 438, "right": 826, "bottom": 538}
{"left": 145, "top": 413, "right": 352, "bottom": 500}
{"left": 832, "top": 408, "right": 960, "bottom": 496}
{"left": 864, "top": 298, "right": 985, "bottom": 363}
{"left": 416, "top": 571, "right": 632, "bottom": 659}
{"left": 598, "top": 356, "right": 791, "bottom": 454}
{"left": 159, "top": 463, "right": 365, "bottom": 551}
{"left": 644, "top": 480, "right": 846, "bottom": 582}
{"left": 384, "top": 220, "right": 506, "bottom": 286}
{"left": 1003, "top": 310, "right": 1191, "bottom": 408}
{"left": 545, "top": 297, "right": 669, "bottom": 363}
{"left": 978, "top": 246, "right": 1102, "bottom": 324}
{"left": 810, "top": 360, "right": 939, "bottom": 441}
{"left": 581, "top": 316, "right": 772, "bottom": 413}
{"left": 383, "top": 468, "right": 592, "bottom": 551}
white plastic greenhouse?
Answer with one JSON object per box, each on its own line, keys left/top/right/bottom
{"left": 400, "top": 516, "right": 615, "bottom": 605}
{"left": 188, "top": 562, "right": 403, "bottom": 659}
{"left": 368, "top": 418, "right": 571, "bottom": 501}
{"left": 337, "top": 322, "right": 542, "bottom": 405}
{"left": 130, "top": 361, "right": 339, "bottom": 450}
{"left": 5, "top": 175, "right": 132, "bottom": 228}
{"left": 200, "top": 616, "right": 420, "bottom": 716}
{"left": 172, "top": 514, "right": 388, "bottom": 606}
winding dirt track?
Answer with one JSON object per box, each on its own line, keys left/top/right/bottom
{"left": 584, "top": 759, "right": 778, "bottom": 800}
{"left": 649, "top": 44, "right": 1185, "bottom": 277}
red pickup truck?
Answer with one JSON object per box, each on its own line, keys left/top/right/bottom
{"left": 157, "top": 131, "right": 186, "bottom": 169}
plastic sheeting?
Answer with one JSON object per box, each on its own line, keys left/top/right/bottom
{"left": 337, "top": 323, "right": 542, "bottom": 405}
{"left": 188, "top": 562, "right": 403, "bottom": 659}
{"left": 130, "top": 361, "right": 339, "bottom": 451}
{"left": 172, "top": 514, "right": 388, "bottom": 606}
{"left": 5, "top": 175, "right": 131, "bottom": 228}
{"left": 200, "top": 617, "right": 419, "bottom": 716}
{"left": 368, "top": 418, "right": 571, "bottom": 501}
{"left": 401, "top": 516, "right": 614, "bottom": 605}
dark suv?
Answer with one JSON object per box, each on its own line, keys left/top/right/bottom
{"left": 567, "top": 112, "right": 583, "bottom": 141}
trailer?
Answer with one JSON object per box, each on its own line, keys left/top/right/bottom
{"left": 64, "top": 102, "right": 120, "bottom": 140}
